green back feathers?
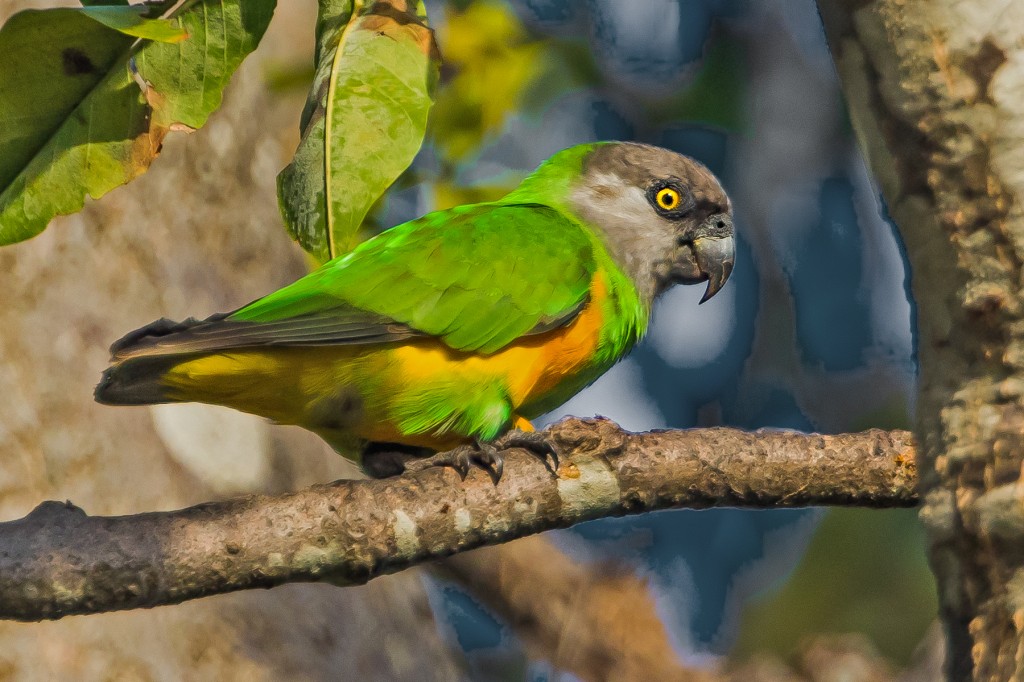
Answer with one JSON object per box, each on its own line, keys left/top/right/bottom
{"left": 502, "top": 142, "right": 601, "bottom": 208}
{"left": 234, "top": 203, "right": 598, "bottom": 355}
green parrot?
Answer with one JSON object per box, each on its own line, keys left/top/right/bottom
{"left": 95, "top": 142, "right": 735, "bottom": 480}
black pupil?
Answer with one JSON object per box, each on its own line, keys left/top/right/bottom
{"left": 661, "top": 192, "right": 674, "bottom": 207}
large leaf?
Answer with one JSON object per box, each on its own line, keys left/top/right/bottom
{"left": 278, "top": 0, "right": 438, "bottom": 262}
{"left": 0, "top": 6, "right": 186, "bottom": 194}
{"left": 0, "top": 1, "right": 275, "bottom": 245}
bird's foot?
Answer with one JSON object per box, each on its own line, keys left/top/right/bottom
{"left": 403, "top": 441, "right": 505, "bottom": 484}
{"left": 362, "top": 432, "right": 557, "bottom": 483}
{"left": 494, "top": 429, "right": 560, "bottom": 475}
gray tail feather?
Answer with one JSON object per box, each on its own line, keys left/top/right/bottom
{"left": 94, "top": 355, "right": 184, "bottom": 405}
{"left": 97, "top": 314, "right": 231, "bottom": 405}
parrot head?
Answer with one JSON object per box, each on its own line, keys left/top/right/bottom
{"left": 566, "top": 142, "right": 735, "bottom": 305}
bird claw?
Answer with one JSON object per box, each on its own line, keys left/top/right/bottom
{"left": 403, "top": 445, "right": 474, "bottom": 480}
{"left": 402, "top": 442, "right": 506, "bottom": 484}
{"left": 471, "top": 442, "right": 504, "bottom": 485}
{"left": 363, "top": 432, "right": 554, "bottom": 484}
{"left": 495, "top": 430, "right": 560, "bottom": 476}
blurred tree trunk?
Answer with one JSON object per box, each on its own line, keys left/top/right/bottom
{"left": 0, "top": 3, "right": 464, "bottom": 679}
{"left": 818, "top": 2, "right": 1024, "bottom": 679}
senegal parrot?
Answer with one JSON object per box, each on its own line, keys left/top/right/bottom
{"left": 95, "top": 142, "right": 735, "bottom": 480}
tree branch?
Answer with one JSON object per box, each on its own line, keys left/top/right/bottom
{"left": 0, "top": 417, "right": 917, "bottom": 622}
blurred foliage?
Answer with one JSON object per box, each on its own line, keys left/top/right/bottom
{"left": 0, "top": 0, "right": 275, "bottom": 245}
{"left": 428, "top": 0, "right": 747, "bottom": 163}
{"left": 264, "top": 60, "right": 316, "bottom": 94}
{"left": 429, "top": 1, "right": 543, "bottom": 162}
{"left": 734, "top": 508, "right": 937, "bottom": 664}
{"left": 733, "top": 398, "right": 925, "bottom": 663}
{"left": 849, "top": 394, "right": 913, "bottom": 432}
{"left": 652, "top": 35, "right": 746, "bottom": 133}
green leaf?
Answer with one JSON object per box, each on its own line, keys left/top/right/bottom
{"left": 0, "top": 11, "right": 134, "bottom": 195}
{"left": 429, "top": 1, "right": 542, "bottom": 162}
{"left": 278, "top": 0, "right": 439, "bottom": 262}
{"left": 80, "top": 0, "right": 178, "bottom": 15}
{"left": 0, "top": 1, "right": 276, "bottom": 246}
{"left": 734, "top": 509, "right": 937, "bottom": 665}
{"left": 652, "top": 35, "right": 748, "bottom": 132}
{"left": 80, "top": 6, "right": 188, "bottom": 43}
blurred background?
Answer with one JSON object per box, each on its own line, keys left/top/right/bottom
{"left": 372, "top": 0, "right": 935, "bottom": 677}
{"left": 0, "top": 0, "right": 935, "bottom": 679}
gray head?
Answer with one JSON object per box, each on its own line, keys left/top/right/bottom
{"left": 568, "top": 142, "right": 735, "bottom": 306}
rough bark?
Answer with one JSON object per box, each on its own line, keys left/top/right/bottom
{"left": 0, "top": 419, "right": 916, "bottom": 621}
{"left": 817, "top": 2, "right": 1024, "bottom": 679}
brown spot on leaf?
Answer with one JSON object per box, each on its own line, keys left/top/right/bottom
{"left": 362, "top": 1, "right": 439, "bottom": 61}
{"left": 127, "top": 125, "right": 169, "bottom": 177}
{"left": 120, "top": 85, "right": 171, "bottom": 179}
{"left": 368, "top": 0, "right": 425, "bottom": 27}
{"left": 62, "top": 48, "right": 95, "bottom": 76}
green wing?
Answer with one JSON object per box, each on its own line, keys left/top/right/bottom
{"left": 226, "top": 203, "right": 597, "bottom": 355}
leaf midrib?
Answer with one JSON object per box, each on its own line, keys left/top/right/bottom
{"left": 323, "top": 0, "right": 365, "bottom": 261}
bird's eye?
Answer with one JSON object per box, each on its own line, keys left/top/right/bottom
{"left": 656, "top": 187, "right": 681, "bottom": 211}
{"left": 646, "top": 180, "right": 693, "bottom": 217}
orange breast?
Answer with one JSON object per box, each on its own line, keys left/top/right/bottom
{"left": 390, "top": 272, "right": 608, "bottom": 408}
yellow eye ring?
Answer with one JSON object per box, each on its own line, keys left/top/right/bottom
{"left": 656, "top": 187, "right": 681, "bottom": 211}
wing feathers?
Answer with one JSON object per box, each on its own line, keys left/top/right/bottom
{"left": 111, "top": 203, "right": 598, "bottom": 361}
{"left": 110, "top": 309, "right": 422, "bottom": 361}
{"left": 110, "top": 294, "right": 589, "bottom": 362}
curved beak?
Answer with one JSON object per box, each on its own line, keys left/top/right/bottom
{"left": 694, "top": 235, "right": 735, "bottom": 304}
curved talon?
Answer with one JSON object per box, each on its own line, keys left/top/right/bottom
{"left": 496, "top": 430, "right": 560, "bottom": 475}
{"left": 363, "top": 433, "right": 550, "bottom": 483}
{"left": 402, "top": 442, "right": 506, "bottom": 484}
{"left": 471, "top": 441, "right": 505, "bottom": 485}
{"left": 404, "top": 445, "right": 473, "bottom": 480}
